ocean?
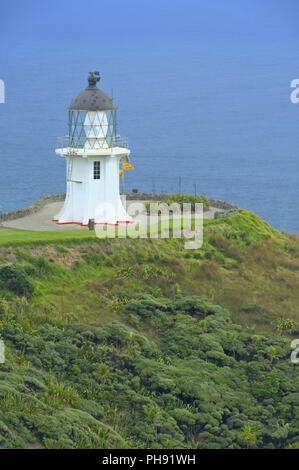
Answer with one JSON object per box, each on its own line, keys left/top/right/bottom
{"left": 0, "top": 33, "right": 299, "bottom": 231}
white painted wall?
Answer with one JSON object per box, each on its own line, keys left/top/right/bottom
{"left": 54, "top": 149, "right": 132, "bottom": 226}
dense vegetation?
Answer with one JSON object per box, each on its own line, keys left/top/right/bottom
{"left": 0, "top": 210, "right": 298, "bottom": 449}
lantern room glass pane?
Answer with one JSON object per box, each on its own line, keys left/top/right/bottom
{"left": 69, "top": 110, "right": 116, "bottom": 149}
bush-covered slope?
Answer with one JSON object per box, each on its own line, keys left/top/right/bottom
{"left": 0, "top": 210, "right": 298, "bottom": 449}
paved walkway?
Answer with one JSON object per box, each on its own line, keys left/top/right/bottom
{"left": 1, "top": 201, "right": 218, "bottom": 232}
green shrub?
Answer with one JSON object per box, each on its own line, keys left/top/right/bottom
{"left": 0, "top": 264, "right": 34, "bottom": 296}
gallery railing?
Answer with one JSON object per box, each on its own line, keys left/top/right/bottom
{"left": 56, "top": 134, "right": 129, "bottom": 151}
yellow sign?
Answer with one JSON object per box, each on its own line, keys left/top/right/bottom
{"left": 119, "top": 170, "right": 123, "bottom": 178}
{"left": 123, "top": 163, "right": 134, "bottom": 170}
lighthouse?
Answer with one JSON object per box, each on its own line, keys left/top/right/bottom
{"left": 54, "top": 72, "right": 132, "bottom": 226}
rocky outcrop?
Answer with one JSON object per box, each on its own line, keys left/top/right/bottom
{"left": 208, "top": 198, "right": 239, "bottom": 219}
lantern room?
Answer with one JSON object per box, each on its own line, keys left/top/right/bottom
{"left": 68, "top": 71, "right": 117, "bottom": 150}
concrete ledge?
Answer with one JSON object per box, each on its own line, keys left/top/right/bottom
{"left": 1, "top": 193, "right": 239, "bottom": 223}
{"left": 1, "top": 194, "right": 65, "bottom": 222}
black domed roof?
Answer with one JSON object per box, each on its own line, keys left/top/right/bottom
{"left": 69, "top": 72, "right": 116, "bottom": 111}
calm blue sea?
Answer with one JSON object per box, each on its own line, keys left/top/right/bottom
{"left": 1, "top": 2, "right": 299, "bottom": 231}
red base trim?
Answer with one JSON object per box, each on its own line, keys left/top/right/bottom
{"left": 52, "top": 219, "right": 134, "bottom": 227}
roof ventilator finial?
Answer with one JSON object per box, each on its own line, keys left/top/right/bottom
{"left": 88, "top": 71, "right": 101, "bottom": 87}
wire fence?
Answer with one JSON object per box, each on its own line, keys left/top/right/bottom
{"left": 121, "top": 175, "right": 202, "bottom": 197}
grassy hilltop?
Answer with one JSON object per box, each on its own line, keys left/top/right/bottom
{"left": 0, "top": 209, "right": 298, "bottom": 449}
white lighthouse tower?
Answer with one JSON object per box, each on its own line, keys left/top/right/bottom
{"left": 54, "top": 72, "right": 132, "bottom": 226}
